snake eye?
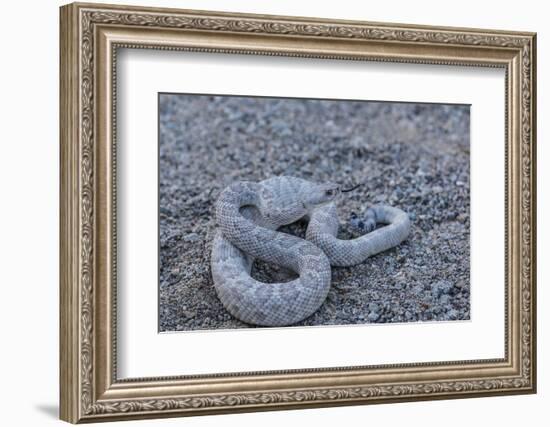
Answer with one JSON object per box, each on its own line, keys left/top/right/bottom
{"left": 325, "top": 189, "right": 333, "bottom": 196}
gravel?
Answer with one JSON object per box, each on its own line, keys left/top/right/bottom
{"left": 159, "top": 94, "right": 470, "bottom": 332}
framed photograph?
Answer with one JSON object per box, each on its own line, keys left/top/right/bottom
{"left": 59, "top": 2, "right": 537, "bottom": 423}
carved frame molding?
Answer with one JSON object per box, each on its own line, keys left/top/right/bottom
{"left": 60, "top": 2, "right": 536, "bottom": 423}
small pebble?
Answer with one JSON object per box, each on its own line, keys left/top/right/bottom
{"left": 184, "top": 233, "right": 201, "bottom": 243}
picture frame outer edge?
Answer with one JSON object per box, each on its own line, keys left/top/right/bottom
{"left": 60, "top": 2, "right": 81, "bottom": 424}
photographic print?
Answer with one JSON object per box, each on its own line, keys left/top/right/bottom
{"left": 159, "top": 94, "right": 470, "bottom": 332}
{"left": 60, "top": 4, "right": 536, "bottom": 421}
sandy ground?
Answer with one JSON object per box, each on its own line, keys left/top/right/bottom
{"left": 159, "top": 94, "right": 470, "bottom": 332}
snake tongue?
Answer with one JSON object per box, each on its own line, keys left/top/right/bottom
{"left": 341, "top": 183, "right": 363, "bottom": 193}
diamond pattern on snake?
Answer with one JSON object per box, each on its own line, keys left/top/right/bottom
{"left": 211, "top": 176, "right": 411, "bottom": 326}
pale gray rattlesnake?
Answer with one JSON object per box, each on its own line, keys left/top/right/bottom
{"left": 211, "top": 176, "right": 410, "bottom": 326}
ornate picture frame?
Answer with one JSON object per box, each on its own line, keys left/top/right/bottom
{"left": 60, "top": 2, "right": 536, "bottom": 423}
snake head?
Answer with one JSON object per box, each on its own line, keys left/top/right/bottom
{"left": 302, "top": 182, "right": 341, "bottom": 210}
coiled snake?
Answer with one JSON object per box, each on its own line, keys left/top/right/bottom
{"left": 211, "top": 176, "right": 410, "bottom": 326}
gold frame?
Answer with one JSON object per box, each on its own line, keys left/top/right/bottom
{"left": 59, "top": 2, "right": 537, "bottom": 423}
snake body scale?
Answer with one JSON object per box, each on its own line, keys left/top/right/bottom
{"left": 211, "top": 176, "right": 410, "bottom": 327}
